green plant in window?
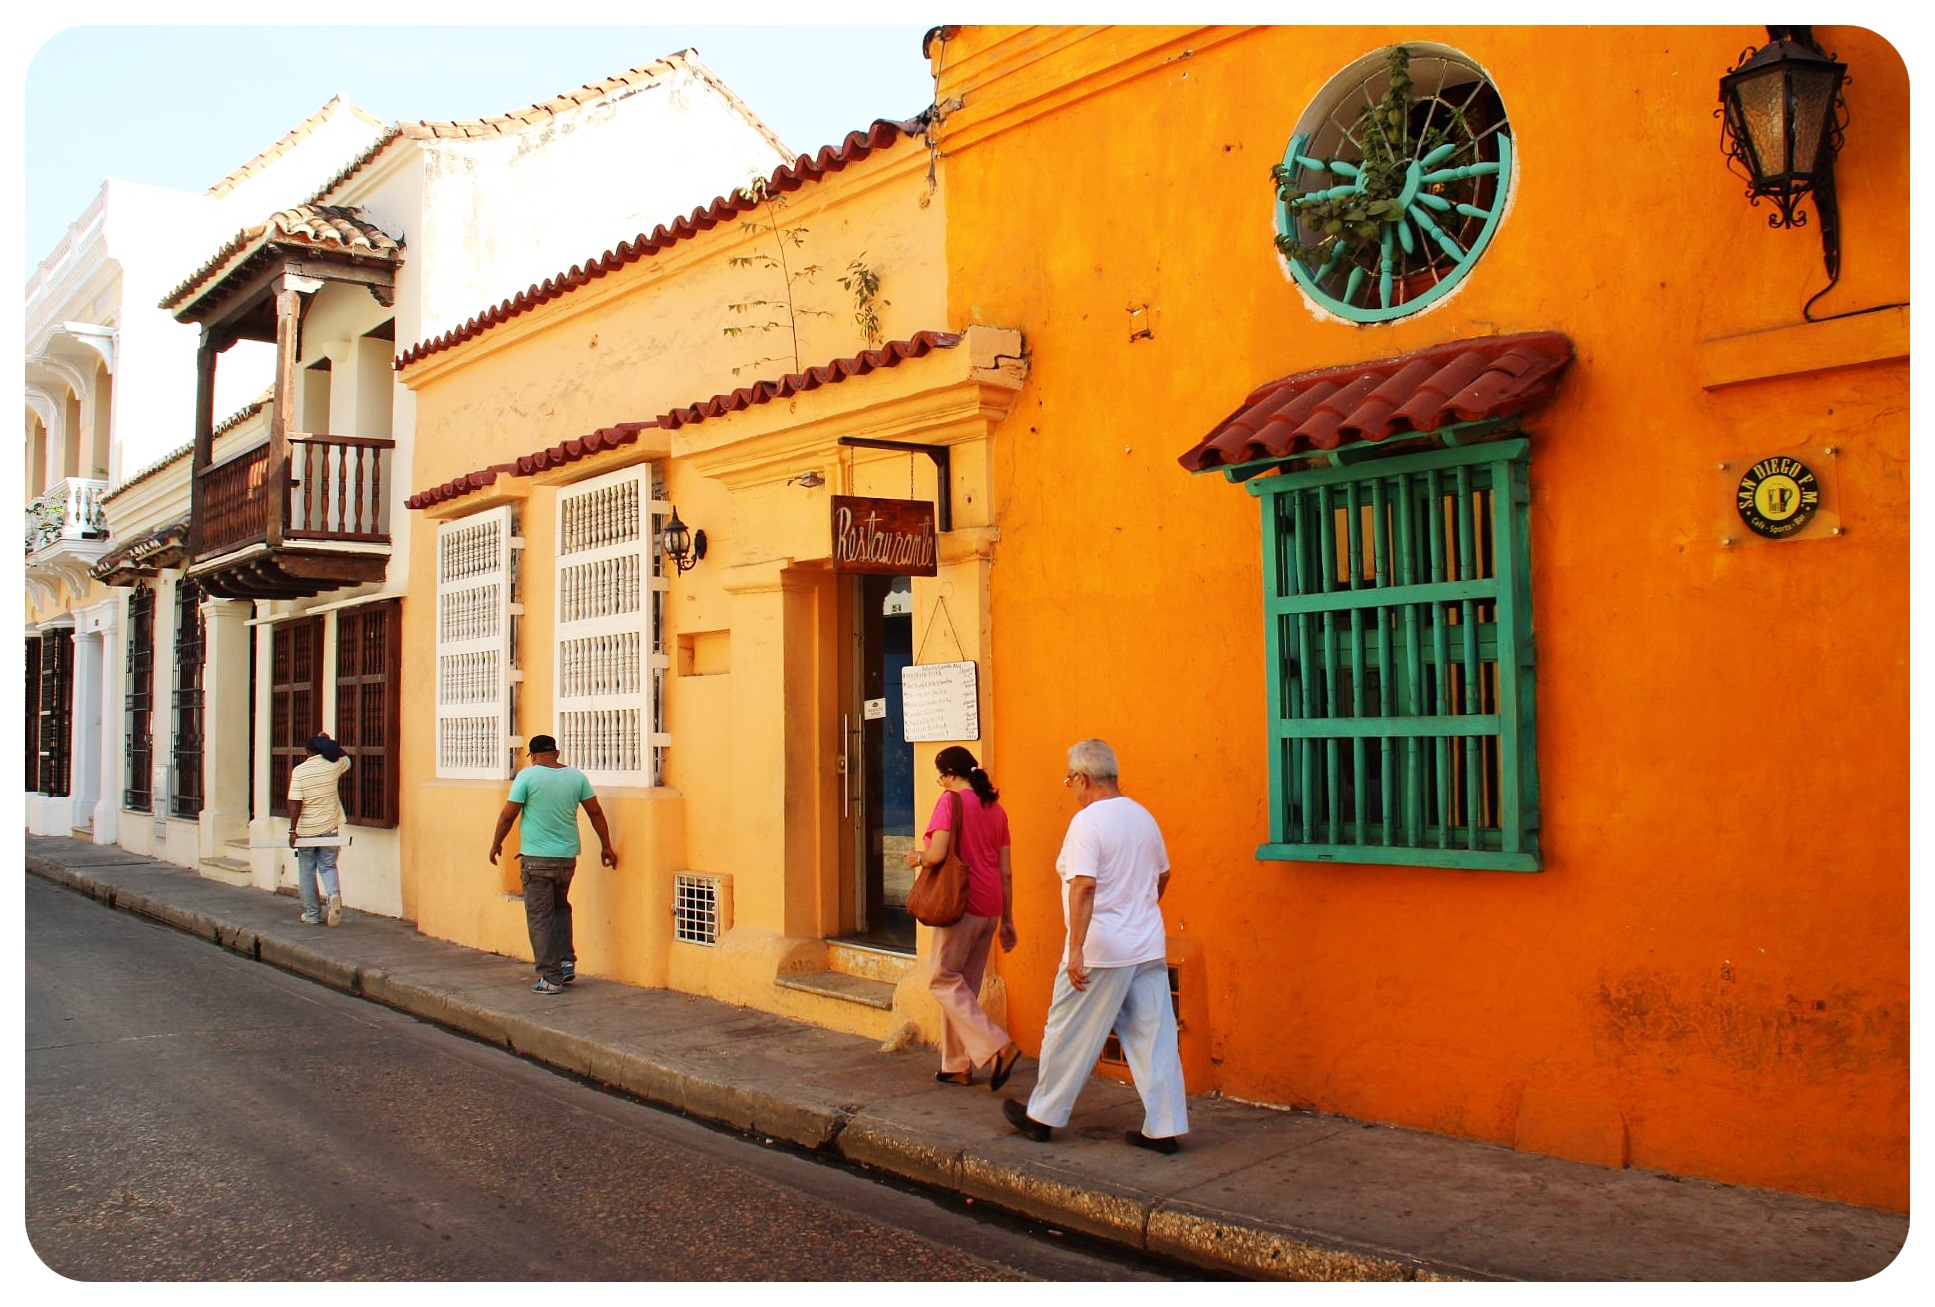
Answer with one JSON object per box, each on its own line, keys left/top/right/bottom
{"left": 1273, "top": 46, "right": 1465, "bottom": 269}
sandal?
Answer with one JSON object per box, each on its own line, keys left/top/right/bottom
{"left": 935, "top": 1070, "right": 973, "bottom": 1086}
{"left": 989, "top": 1043, "right": 1022, "bottom": 1092}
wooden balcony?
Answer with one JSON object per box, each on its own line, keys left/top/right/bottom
{"left": 191, "top": 432, "right": 394, "bottom": 599}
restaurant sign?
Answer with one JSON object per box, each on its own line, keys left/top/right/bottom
{"left": 831, "top": 495, "right": 937, "bottom": 576}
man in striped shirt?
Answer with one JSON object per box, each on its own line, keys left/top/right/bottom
{"left": 288, "top": 733, "right": 352, "bottom": 927}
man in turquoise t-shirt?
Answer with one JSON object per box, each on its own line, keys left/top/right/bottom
{"left": 489, "top": 734, "right": 619, "bottom": 994}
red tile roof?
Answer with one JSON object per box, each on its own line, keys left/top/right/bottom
{"left": 1178, "top": 332, "right": 1575, "bottom": 473}
{"left": 159, "top": 205, "right": 401, "bottom": 312}
{"left": 89, "top": 516, "right": 191, "bottom": 582}
{"left": 406, "top": 331, "right": 960, "bottom": 510}
{"left": 394, "top": 117, "right": 924, "bottom": 371}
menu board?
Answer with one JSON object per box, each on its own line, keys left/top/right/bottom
{"left": 901, "top": 660, "right": 979, "bottom": 743}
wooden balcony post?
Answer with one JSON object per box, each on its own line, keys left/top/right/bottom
{"left": 267, "top": 275, "right": 309, "bottom": 550}
{"left": 188, "top": 337, "right": 217, "bottom": 558}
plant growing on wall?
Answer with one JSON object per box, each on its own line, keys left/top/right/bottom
{"left": 723, "top": 176, "right": 887, "bottom": 375}
{"left": 1274, "top": 47, "right": 1456, "bottom": 269}
{"left": 839, "top": 254, "right": 888, "bottom": 350}
{"left": 1271, "top": 44, "right": 1512, "bottom": 322}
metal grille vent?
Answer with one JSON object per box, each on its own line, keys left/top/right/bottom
{"left": 673, "top": 873, "right": 722, "bottom": 946}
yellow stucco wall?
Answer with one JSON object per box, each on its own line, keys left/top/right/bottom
{"left": 933, "top": 25, "right": 1908, "bottom": 1209}
{"left": 398, "top": 131, "right": 963, "bottom": 1033}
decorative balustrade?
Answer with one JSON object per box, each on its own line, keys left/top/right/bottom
{"left": 23, "top": 477, "right": 109, "bottom": 554}
{"left": 194, "top": 433, "right": 395, "bottom": 560}
{"left": 286, "top": 434, "right": 394, "bottom": 542}
{"left": 198, "top": 443, "right": 272, "bottom": 557}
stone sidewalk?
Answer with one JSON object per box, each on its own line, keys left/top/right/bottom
{"left": 23, "top": 836, "right": 1911, "bottom": 1281}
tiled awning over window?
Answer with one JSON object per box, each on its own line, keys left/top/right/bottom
{"left": 1178, "top": 331, "right": 1573, "bottom": 474}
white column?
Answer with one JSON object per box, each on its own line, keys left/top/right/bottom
{"left": 197, "top": 596, "right": 253, "bottom": 861}
{"left": 85, "top": 595, "right": 125, "bottom": 845}
{"left": 248, "top": 617, "right": 279, "bottom": 890}
{"left": 68, "top": 613, "right": 107, "bottom": 835}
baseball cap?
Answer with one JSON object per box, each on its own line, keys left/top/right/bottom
{"left": 527, "top": 734, "right": 559, "bottom": 755}
{"left": 309, "top": 734, "right": 343, "bottom": 762}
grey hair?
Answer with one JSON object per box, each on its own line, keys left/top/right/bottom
{"left": 1067, "top": 738, "right": 1118, "bottom": 782}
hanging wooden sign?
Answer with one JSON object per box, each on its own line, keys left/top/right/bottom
{"left": 831, "top": 495, "right": 937, "bottom": 576}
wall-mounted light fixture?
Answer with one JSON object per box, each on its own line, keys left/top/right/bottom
{"left": 1719, "top": 26, "right": 1848, "bottom": 298}
{"left": 789, "top": 470, "right": 825, "bottom": 489}
{"left": 659, "top": 506, "right": 706, "bottom": 573}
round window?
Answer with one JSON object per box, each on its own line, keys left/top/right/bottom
{"left": 1274, "top": 44, "right": 1513, "bottom": 323}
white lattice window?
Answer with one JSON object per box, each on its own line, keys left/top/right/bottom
{"left": 555, "top": 465, "right": 669, "bottom": 787}
{"left": 436, "top": 506, "right": 521, "bottom": 779}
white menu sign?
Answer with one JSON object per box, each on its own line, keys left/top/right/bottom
{"left": 901, "top": 660, "right": 980, "bottom": 743}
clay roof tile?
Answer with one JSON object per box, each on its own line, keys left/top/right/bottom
{"left": 1178, "top": 332, "right": 1575, "bottom": 473}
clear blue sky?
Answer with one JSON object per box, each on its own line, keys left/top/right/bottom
{"left": 17, "top": 18, "right": 939, "bottom": 278}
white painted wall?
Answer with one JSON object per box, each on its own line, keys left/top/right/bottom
{"left": 411, "top": 62, "right": 794, "bottom": 342}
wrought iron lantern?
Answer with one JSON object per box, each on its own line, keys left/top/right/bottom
{"left": 659, "top": 506, "right": 706, "bottom": 573}
{"left": 1719, "top": 26, "right": 1847, "bottom": 283}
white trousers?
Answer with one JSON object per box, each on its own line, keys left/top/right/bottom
{"left": 1025, "top": 957, "right": 1188, "bottom": 1139}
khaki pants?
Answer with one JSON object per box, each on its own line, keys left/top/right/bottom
{"left": 928, "top": 912, "right": 1011, "bottom": 1072}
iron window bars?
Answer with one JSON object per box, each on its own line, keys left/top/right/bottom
{"left": 125, "top": 585, "right": 155, "bottom": 810}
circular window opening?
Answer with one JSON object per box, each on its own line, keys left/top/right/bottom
{"left": 1274, "top": 44, "right": 1512, "bottom": 323}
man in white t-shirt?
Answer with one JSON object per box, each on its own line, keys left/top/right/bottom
{"left": 1002, "top": 738, "right": 1189, "bottom": 1153}
{"left": 287, "top": 732, "right": 352, "bottom": 927}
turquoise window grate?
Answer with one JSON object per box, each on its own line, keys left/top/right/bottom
{"left": 1251, "top": 440, "right": 1540, "bottom": 870}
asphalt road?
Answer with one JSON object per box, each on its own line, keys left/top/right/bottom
{"left": 23, "top": 875, "right": 1194, "bottom": 1282}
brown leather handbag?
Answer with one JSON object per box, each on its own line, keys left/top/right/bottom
{"left": 906, "top": 790, "right": 971, "bottom": 927}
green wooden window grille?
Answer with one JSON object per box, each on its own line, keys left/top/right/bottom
{"left": 1252, "top": 439, "right": 1539, "bottom": 871}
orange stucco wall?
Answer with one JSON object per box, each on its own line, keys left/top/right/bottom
{"left": 396, "top": 133, "right": 951, "bottom": 1017}
{"left": 934, "top": 25, "right": 1908, "bottom": 1209}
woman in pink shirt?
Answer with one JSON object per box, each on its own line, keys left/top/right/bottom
{"left": 906, "top": 746, "right": 1023, "bottom": 1089}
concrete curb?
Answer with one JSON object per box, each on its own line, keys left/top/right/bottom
{"left": 27, "top": 852, "right": 1453, "bottom": 1279}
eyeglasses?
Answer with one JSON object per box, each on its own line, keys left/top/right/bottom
{"left": 1063, "top": 771, "right": 1081, "bottom": 787}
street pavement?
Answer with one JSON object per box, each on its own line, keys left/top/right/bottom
{"left": 23, "top": 836, "right": 1911, "bottom": 1282}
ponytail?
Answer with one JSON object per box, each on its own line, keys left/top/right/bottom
{"left": 967, "top": 767, "right": 1000, "bottom": 806}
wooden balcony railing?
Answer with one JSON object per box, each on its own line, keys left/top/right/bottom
{"left": 195, "top": 434, "right": 395, "bottom": 559}
{"left": 198, "top": 443, "right": 272, "bottom": 557}
{"left": 287, "top": 433, "right": 394, "bottom": 542}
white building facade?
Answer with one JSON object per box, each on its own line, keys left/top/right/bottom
{"left": 74, "top": 51, "right": 793, "bottom": 922}
{"left": 25, "top": 98, "right": 390, "bottom": 847}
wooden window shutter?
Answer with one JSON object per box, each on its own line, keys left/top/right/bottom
{"left": 336, "top": 599, "right": 401, "bottom": 827}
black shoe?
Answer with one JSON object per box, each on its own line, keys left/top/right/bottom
{"left": 1126, "top": 1130, "right": 1179, "bottom": 1155}
{"left": 988, "top": 1044, "right": 1021, "bottom": 1093}
{"left": 1002, "top": 1097, "right": 1051, "bottom": 1143}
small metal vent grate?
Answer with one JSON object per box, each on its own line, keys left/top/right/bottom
{"left": 1100, "top": 965, "right": 1183, "bottom": 1065}
{"left": 674, "top": 874, "right": 721, "bottom": 946}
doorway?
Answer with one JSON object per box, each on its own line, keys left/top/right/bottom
{"left": 839, "top": 574, "right": 916, "bottom": 952}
